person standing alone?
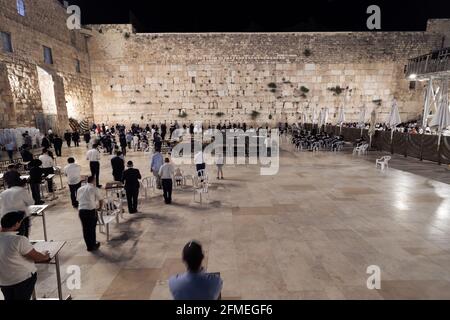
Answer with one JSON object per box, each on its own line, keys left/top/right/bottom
{"left": 64, "top": 158, "right": 81, "bottom": 208}
{"left": 76, "top": 176, "right": 103, "bottom": 252}
{"left": 159, "top": 158, "right": 174, "bottom": 204}
{"left": 86, "top": 144, "right": 102, "bottom": 188}
{"left": 122, "top": 161, "right": 142, "bottom": 214}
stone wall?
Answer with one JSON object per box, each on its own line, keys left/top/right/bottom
{"left": 87, "top": 23, "right": 446, "bottom": 126}
{"left": 0, "top": 0, "right": 93, "bottom": 133}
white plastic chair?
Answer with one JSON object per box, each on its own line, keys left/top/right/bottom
{"left": 376, "top": 156, "right": 391, "bottom": 170}
{"left": 193, "top": 180, "right": 210, "bottom": 204}
{"left": 141, "top": 176, "right": 156, "bottom": 199}
{"left": 353, "top": 143, "right": 369, "bottom": 155}
{"left": 97, "top": 199, "right": 121, "bottom": 241}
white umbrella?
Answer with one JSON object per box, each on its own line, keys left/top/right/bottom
{"left": 429, "top": 79, "right": 450, "bottom": 149}
{"left": 358, "top": 105, "right": 366, "bottom": 137}
{"left": 422, "top": 78, "right": 434, "bottom": 129}
{"left": 387, "top": 99, "right": 402, "bottom": 141}
{"left": 368, "top": 108, "right": 377, "bottom": 147}
{"left": 337, "top": 105, "right": 345, "bottom": 134}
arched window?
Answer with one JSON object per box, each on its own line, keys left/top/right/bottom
{"left": 17, "top": 0, "right": 26, "bottom": 16}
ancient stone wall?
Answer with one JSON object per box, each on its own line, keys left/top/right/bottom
{"left": 87, "top": 23, "right": 446, "bottom": 126}
{"left": 0, "top": 0, "right": 93, "bottom": 133}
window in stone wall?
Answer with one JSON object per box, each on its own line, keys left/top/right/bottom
{"left": 409, "top": 81, "right": 416, "bottom": 90}
{"left": 16, "top": 0, "right": 25, "bottom": 16}
{"left": 76, "top": 59, "right": 81, "bottom": 73}
{"left": 0, "top": 32, "right": 13, "bottom": 53}
{"left": 43, "top": 46, "right": 53, "bottom": 64}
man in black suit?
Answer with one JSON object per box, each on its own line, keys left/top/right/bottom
{"left": 111, "top": 151, "right": 125, "bottom": 182}
{"left": 64, "top": 131, "right": 72, "bottom": 148}
{"left": 122, "top": 161, "right": 142, "bottom": 214}
{"left": 161, "top": 122, "right": 167, "bottom": 141}
{"left": 53, "top": 135, "right": 63, "bottom": 157}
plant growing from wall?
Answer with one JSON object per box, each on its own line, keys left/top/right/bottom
{"left": 328, "top": 86, "right": 344, "bottom": 96}
{"left": 372, "top": 99, "right": 382, "bottom": 106}
{"left": 178, "top": 111, "right": 188, "bottom": 118}
{"left": 250, "top": 110, "right": 261, "bottom": 120}
{"left": 303, "top": 49, "right": 312, "bottom": 57}
{"left": 268, "top": 83, "right": 277, "bottom": 89}
{"left": 215, "top": 112, "right": 225, "bottom": 118}
{"left": 124, "top": 32, "right": 130, "bottom": 39}
{"left": 268, "top": 114, "right": 273, "bottom": 120}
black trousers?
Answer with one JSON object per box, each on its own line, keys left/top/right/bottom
{"left": 162, "top": 179, "right": 173, "bottom": 204}
{"left": 1, "top": 273, "right": 37, "bottom": 301}
{"left": 113, "top": 172, "right": 123, "bottom": 182}
{"left": 55, "top": 146, "right": 62, "bottom": 157}
{"left": 78, "top": 209, "right": 98, "bottom": 250}
{"left": 17, "top": 216, "right": 30, "bottom": 238}
{"left": 196, "top": 163, "right": 206, "bottom": 175}
{"left": 7, "top": 150, "right": 13, "bottom": 160}
{"left": 89, "top": 161, "right": 100, "bottom": 187}
{"left": 30, "top": 183, "right": 41, "bottom": 204}
{"left": 121, "top": 145, "right": 127, "bottom": 156}
{"left": 42, "top": 167, "right": 54, "bottom": 192}
{"left": 66, "top": 140, "right": 71, "bottom": 147}
{"left": 69, "top": 182, "right": 81, "bottom": 207}
{"left": 126, "top": 188, "right": 139, "bottom": 213}
{"left": 74, "top": 140, "right": 79, "bottom": 147}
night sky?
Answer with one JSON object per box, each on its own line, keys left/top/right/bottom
{"left": 64, "top": 0, "right": 450, "bottom": 33}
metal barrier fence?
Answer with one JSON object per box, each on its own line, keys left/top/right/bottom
{"left": 300, "top": 124, "right": 450, "bottom": 165}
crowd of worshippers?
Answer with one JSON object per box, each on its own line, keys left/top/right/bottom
{"left": 338, "top": 120, "right": 447, "bottom": 135}
{"left": 291, "top": 130, "right": 345, "bottom": 151}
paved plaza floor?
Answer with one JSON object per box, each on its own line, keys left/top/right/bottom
{"left": 2, "top": 140, "right": 450, "bottom": 300}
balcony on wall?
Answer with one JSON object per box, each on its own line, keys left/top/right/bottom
{"left": 405, "top": 47, "right": 450, "bottom": 80}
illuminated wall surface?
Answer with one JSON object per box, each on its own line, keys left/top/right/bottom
{"left": 1, "top": 0, "right": 449, "bottom": 131}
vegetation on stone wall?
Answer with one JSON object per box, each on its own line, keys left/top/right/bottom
{"left": 250, "top": 110, "right": 260, "bottom": 120}
{"left": 215, "top": 112, "right": 225, "bottom": 118}
{"left": 372, "top": 99, "right": 382, "bottom": 106}
{"left": 178, "top": 111, "right": 188, "bottom": 118}
{"left": 328, "top": 86, "right": 345, "bottom": 96}
{"left": 303, "top": 49, "right": 312, "bottom": 57}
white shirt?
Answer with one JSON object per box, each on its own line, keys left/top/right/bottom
{"left": 76, "top": 184, "right": 102, "bottom": 211}
{"left": 39, "top": 154, "right": 54, "bottom": 168}
{"left": 86, "top": 148, "right": 100, "bottom": 162}
{"left": 64, "top": 163, "right": 81, "bottom": 185}
{"left": 159, "top": 163, "right": 175, "bottom": 180}
{"left": 0, "top": 187, "right": 34, "bottom": 218}
{"left": 194, "top": 152, "right": 204, "bottom": 165}
{"left": 0, "top": 232, "right": 36, "bottom": 286}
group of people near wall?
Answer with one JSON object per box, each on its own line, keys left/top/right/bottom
{"left": 0, "top": 122, "right": 228, "bottom": 300}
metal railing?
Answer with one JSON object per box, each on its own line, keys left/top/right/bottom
{"left": 406, "top": 47, "right": 450, "bottom": 78}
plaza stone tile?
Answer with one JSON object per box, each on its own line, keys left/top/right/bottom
{"left": 15, "top": 143, "right": 450, "bottom": 299}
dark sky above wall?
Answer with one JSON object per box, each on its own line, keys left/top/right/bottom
{"left": 64, "top": 0, "right": 450, "bottom": 33}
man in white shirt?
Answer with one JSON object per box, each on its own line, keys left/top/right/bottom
{"left": 39, "top": 149, "right": 55, "bottom": 193}
{"left": 0, "top": 211, "right": 50, "bottom": 300}
{"left": 194, "top": 150, "right": 206, "bottom": 175}
{"left": 64, "top": 157, "right": 81, "bottom": 208}
{"left": 76, "top": 176, "right": 103, "bottom": 252}
{"left": 159, "top": 158, "right": 175, "bottom": 204}
{"left": 0, "top": 180, "right": 34, "bottom": 237}
{"left": 86, "top": 144, "right": 102, "bottom": 188}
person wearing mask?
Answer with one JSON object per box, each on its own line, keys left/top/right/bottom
{"left": 76, "top": 176, "right": 103, "bottom": 252}
{"left": 150, "top": 149, "right": 164, "bottom": 189}
{"left": 39, "top": 150, "right": 55, "bottom": 193}
{"left": 169, "top": 240, "right": 222, "bottom": 300}
{"left": 86, "top": 144, "right": 102, "bottom": 188}
{"left": 64, "top": 158, "right": 81, "bottom": 208}
{"left": 53, "top": 135, "right": 63, "bottom": 157}
{"left": 111, "top": 151, "right": 125, "bottom": 182}
{"left": 0, "top": 179, "right": 34, "bottom": 238}
{"left": 0, "top": 211, "right": 51, "bottom": 300}
{"left": 64, "top": 131, "right": 72, "bottom": 148}
{"left": 28, "top": 159, "right": 44, "bottom": 205}
{"left": 122, "top": 161, "right": 142, "bottom": 214}
{"left": 159, "top": 158, "right": 174, "bottom": 205}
